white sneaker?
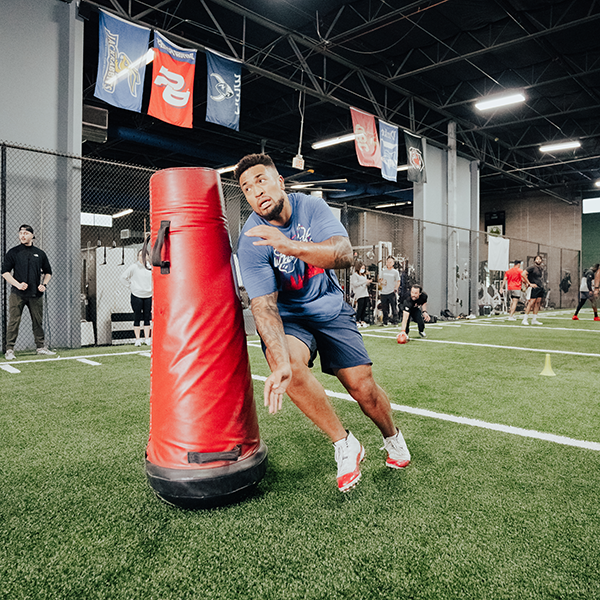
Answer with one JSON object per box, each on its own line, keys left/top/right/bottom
{"left": 507, "top": 316, "right": 516, "bottom": 321}
{"left": 419, "top": 331, "right": 427, "bottom": 338}
{"left": 5, "top": 349, "right": 15, "bottom": 360}
{"left": 36, "top": 347, "right": 56, "bottom": 356}
{"left": 144, "top": 338, "right": 152, "bottom": 345}
{"left": 522, "top": 318, "right": 529, "bottom": 325}
{"left": 134, "top": 339, "right": 142, "bottom": 347}
{"left": 381, "top": 428, "right": 411, "bottom": 469}
{"left": 532, "top": 318, "right": 543, "bottom": 325}
{"left": 334, "top": 431, "right": 365, "bottom": 492}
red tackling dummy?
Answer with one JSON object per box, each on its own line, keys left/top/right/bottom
{"left": 145, "top": 167, "right": 267, "bottom": 508}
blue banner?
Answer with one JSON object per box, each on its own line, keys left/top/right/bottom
{"left": 379, "top": 121, "right": 398, "bottom": 182}
{"left": 94, "top": 10, "right": 151, "bottom": 112}
{"left": 205, "top": 49, "right": 242, "bottom": 131}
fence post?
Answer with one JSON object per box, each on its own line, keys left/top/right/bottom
{"left": 1, "top": 144, "right": 6, "bottom": 352}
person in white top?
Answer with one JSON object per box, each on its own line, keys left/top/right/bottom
{"left": 350, "top": 262, "right": 372, "bottom": 327}
{"left": 378, "top": 256, "right": 400, "bottom": 326}
{"left": 120, "top": 250, "right": 153, "bottom": 346}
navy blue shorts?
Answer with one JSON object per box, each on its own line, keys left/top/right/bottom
{"left": 262, "top": 302, "right": 372, "bottom": 375}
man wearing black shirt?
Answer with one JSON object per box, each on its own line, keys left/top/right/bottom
{"left": 399, "top": 284, "right": 430, "bottom": 339}
{"left": 1, "top": 225, "right": 55, "bottom": 359}
{"left": 522, "top": 255, "right": 545, "bottom": 325}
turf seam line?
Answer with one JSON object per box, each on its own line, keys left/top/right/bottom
{"left": 250, "top": 374, "right": 600, "bottom": 452}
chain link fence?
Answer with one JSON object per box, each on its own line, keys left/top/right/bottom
{"left": 1, "top": 142, "right": 581, "bottom": 352}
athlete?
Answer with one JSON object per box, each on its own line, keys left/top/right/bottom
{"left": 522, "top": 255, "right": 546, "bottom": 325}
{"left": 235, "top": 153, "right": 410, "bottom": 492}
{"left": 502, "top": 259, "right": 524, "bottom": 320}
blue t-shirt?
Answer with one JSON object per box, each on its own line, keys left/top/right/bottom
{"left": 237, "top": 193, "right": 348, "bottom": 321}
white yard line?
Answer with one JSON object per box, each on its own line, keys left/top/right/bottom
{"left": 77, "top": 358, "right": 102, "bottom": 366}
{"left": 0, "top": 349, "right": 149, "bottom": 369}
{"left": 418, "top": 338, "right": 600, "bottom": 357}
{"left": 250, "top": 374, "right": 600, "bottom": 452}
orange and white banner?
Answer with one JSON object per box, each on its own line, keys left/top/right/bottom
{"left": 148, "top": 32, "right": 196, "bottom": 128}
{"left": 350, "top": 107, "right": 381, "bottom": 168}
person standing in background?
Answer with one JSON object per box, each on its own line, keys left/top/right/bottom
{"left": 379, "top": 256, "right": 400, "bottom": 326}
{"left": 522, "top": 255, "right": 546, "bottom": 325}
{"left": 350, "top": 262, "right": 372, "bottom": 327}
{"left": 120, "top": 250, "right": 153, "bottom": 346}
{"left": 502, "top": 259, "right": 524, "bottom": 321}
{"left": 572, "top": 264, "right": 600, "bottom": 321}
{"left": 1, "top": 225, "right": 56, "bottom": 359}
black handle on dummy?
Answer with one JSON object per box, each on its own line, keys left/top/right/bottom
{"left": 151, "top": 220, "right": 171, "bottom": 274}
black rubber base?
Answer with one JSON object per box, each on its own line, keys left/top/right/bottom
{"left": 145, "top": 441, "right": 268, "bottom": 509}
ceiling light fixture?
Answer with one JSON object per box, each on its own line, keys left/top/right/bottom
{"left": 539, "top": 140, "right": 581, "bottom": 153}
{"left": 595, "top": 181, "right": 600, "bottom": 188}
{"left": 375, "top": 201, "right": 411, "bottom": 209}
{"left": 105, "top": 49, "right": 155, "bottom": 87}
{"left": 311, "top": 133, "right": 356, "bottom": 150}
{"left": 112, "top": 208, "right": 133, "bottom": 219}
{"left": 217, "top": 165, "right": 237, "bottom": 174}
{"left": 475, "top": 92, "right": 525, "bottom": 111}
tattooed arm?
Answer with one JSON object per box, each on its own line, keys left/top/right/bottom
{"left": 250, "top": 291, "right": 292, "bottom": 414}
{"left": 244, "top": 225, "right": 352, "bottom": 269}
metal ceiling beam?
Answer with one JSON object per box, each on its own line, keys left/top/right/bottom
{"left": 387, "top": 9, "right": 600, "bottom": 82}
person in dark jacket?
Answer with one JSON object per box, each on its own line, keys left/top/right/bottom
{"left": 1, "top": 225, "right": 56, "bottom": 359}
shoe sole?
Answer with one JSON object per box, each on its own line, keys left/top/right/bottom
{"left": 386, "top": 458, "right": 410, "bottom": 470}
{"left": 338, "top": 446, "right": 365, "bottom": 492}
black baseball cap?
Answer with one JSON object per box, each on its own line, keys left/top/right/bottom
{"left": 19, "top": 224, "right": 34, "bottom": 234}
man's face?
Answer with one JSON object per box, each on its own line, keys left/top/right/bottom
{"left": 239, "top": 164, "right": 286, "bottom": 221}
{"left": 535, "top": 256, "right": 543, "bottom": 266}
{"left": 19, "top": 229, "right": 34, "bottom": 246}
{"left": 386, "top": 258, "right": 394, "bottom": 269}
{"left": 410, "top": 287, "right": 420, "bottom": 300}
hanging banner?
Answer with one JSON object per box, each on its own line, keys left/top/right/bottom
{"left": 488, "top": 235, "right": 510, "bottom": 271}
{"left": 404, "top": 131, "right": 427, "bottom": 183}
{"left": 379, "top": 120, "right": 398, "bottom": 182}
{"left": 205, "top": 49, "right": 242, "bottom": 131}
{"left": 350, "top": 107, "right": 381, "bottom": 168}
{"left": 94, "top": 10, "right": 151, "bottom": 112}
{"left": 148, "top": 32, "right": 197, "bottom": 128}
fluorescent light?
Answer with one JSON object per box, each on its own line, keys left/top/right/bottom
{"left": 539, "top": 140, "right": 581, "bottom": 153}
{"left": 217, "top": 165, "right": 237, "bottom": 174}
{"left": 595, "top": 181, "right": 600, "bottom": 187}
{"left": 112, "top": 208, "right": 133, "bottom": 219}
{"left": 375, "top": 201, "right": 411, "bottom": 209}
{"left": 397, "top": 165, "right": 409, "bottom": 171}
{"left": 290, "top": 183, "right": 314, "bottom": 189}
{"left": 105, "top": 49, "right": 155, "bottom": 86}
{"left": 312, "top": 133, "right": 356, "bottom": 150}
{"left": 81, "top": 212, "right": 113, "bottom": 228}
{"left": 583, "top": 198, "right": 600, "bottom": 214}
{"left": 475, "top": 93, "right": 525, "bottom": 111}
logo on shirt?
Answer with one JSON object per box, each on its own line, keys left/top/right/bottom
{"left": 274, "top": 224, "right": 325, "bottom": 289}
{"left": 274, "top": 225, "right": 310, "bottom": 274}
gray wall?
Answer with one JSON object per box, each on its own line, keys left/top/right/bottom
{"left": 413, "top": 142, "right": 480, "bottom": 316}
{"left": 1, "top": 0, "right": 83, "bottom": 350}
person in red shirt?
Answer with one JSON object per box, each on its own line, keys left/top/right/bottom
{"left": 502, "top": 259, "right": 524, "bottom": 320}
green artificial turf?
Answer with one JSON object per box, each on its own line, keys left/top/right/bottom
{"left": 1, "top": 310, "right": 599, "bottom": 599}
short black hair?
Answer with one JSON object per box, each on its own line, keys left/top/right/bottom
{"left": 513, "top": 259, "right": 521, "bottom": 265}
{"left": 234, "top": 153, "right": 276, "bottom": 182}
{"left": 411, "top": 284, "right": 422, "bottom": 292}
